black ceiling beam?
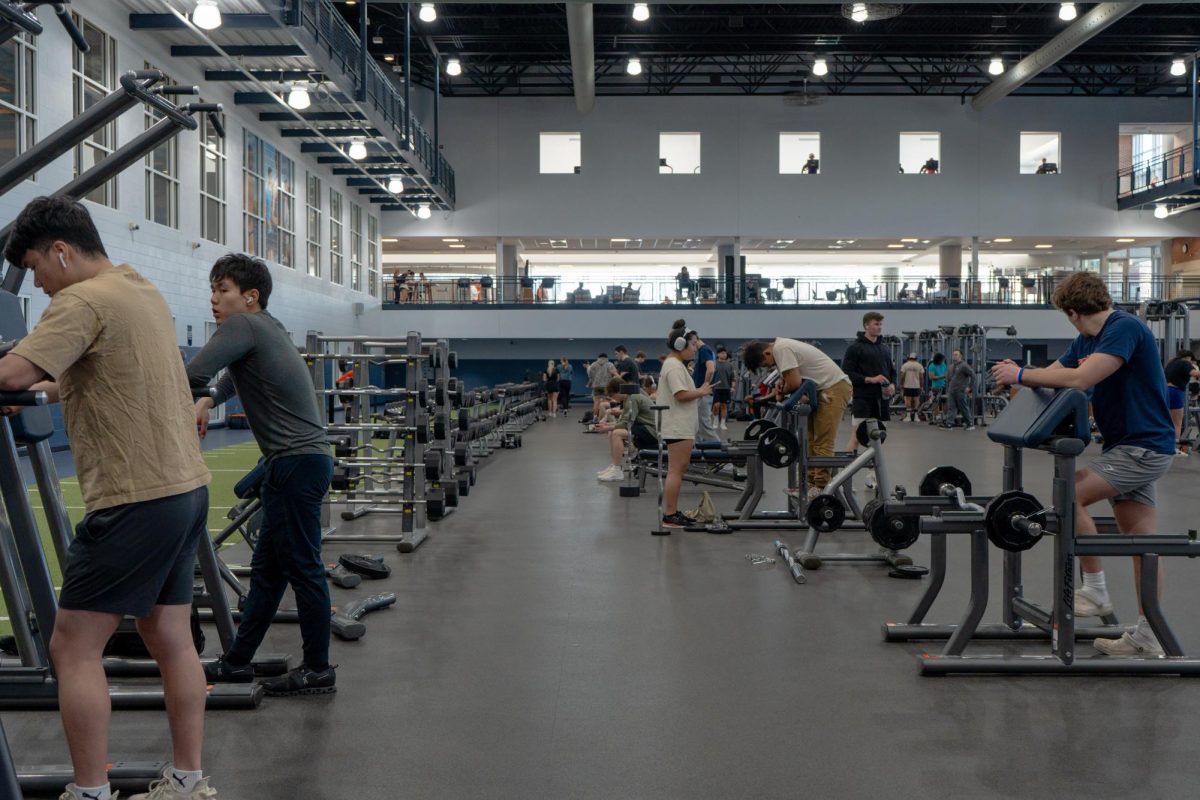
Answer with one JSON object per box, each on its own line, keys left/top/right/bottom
{"left": 281, "top": 127, "right": 382, "bottom": 138}
{"left": 332, "top": 166, "right": 417, "bottom": 175}
{"left": 318, "top": 155, "right": 406, "bottom": 165}
{"left": 172, "top": 45, "right": 305, "bottom": 57}
{"left": 260, "top": 111, "right": 366, "bottom": 122}
{"left": 302, "top": 142, "right": 398, "bottom": 155}
{"left": 234, "top": 91, "right": 351, "bottom": 105}
{"left": 205, "top": 70, "right": 326, "bottom": 82}
{"left": 130, "top": 13, "right": 279, "bottom": 29}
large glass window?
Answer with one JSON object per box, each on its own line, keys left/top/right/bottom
{"left": 242, "top": 131, "right": 295, "bottom": 267}
{"left": 367, "top": 214, "right": 379, "bottom": 298}
{"left": 200, "top": 108, "right": 226, "bottom": 244}
{"left": 539, "top": 132, "right": 581, "bottom": 174}
{"left": 144, "top": 63, "right": 178, "bottom": 228}
{"left": 0, "top": 32, "right": 36, "bottom": 169}
{"left": 659, "top": 133, "right": 701, "bottom": 174}
{"left": 329, "top": 188, "right": 344, "bottom": 285}
{"left": 72, "top": 15, "right": 118, "bottom": 207}
{"left": 1020, "top": 132, "right": 1061, "bottom": 174}
{"left": 306, "top": 172, "right": 322, "bottom": 278}
{"left": 779, "top": 133, "right": 821, "bottom": 174}
{"left": 350, "top": 203, "right": 363, "bottom": 292}
{"left": 899, "top": 132, "right": 940, "bottom": 174}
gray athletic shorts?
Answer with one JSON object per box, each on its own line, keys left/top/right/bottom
{"left": 1087, "top": 445, "right": 1173, "bottom": 507}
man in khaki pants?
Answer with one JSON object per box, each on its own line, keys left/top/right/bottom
{"left": 741, "top": 339, "right": 852, "bottom": 499}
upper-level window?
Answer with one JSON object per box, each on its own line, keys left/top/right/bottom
{"left": 1021, "top": 132, "right": 1061, "bottom": 174}
{"left": 540, "top": 132, "right": 581, "bottom": 174}
{"left": 242, "top": 131, "right": 295, "bottom": 267}
{"left": 200, "top": 108, "right": 226, "bottom": 244}
{"left": 899, "top": 132, "right": 940, "bottom": 174}
{"left": 660, "top": 133, "right": 701, "bottom": 174}
{"left": 350, "top": 202, "right": 363, "bottom": 292}
{"left": 367, "top": 214, "right": 379, "bottom": 298}
{"left": 72, "top": 15, "right": 118, "bottom": 207}
{"left": 306, "top": 172, "right": 322, "bottom": 278}
{"left": 780, "top": 133, "right": 821, "bottom": 174}
{"left": 144, "top": 63, "right": 178, "bottom": 228}
{"left": 0, "top": 33, "right": 37, "bottom": 169}
{"left": 329, "top": 187, "right": 344, "bottom": 285}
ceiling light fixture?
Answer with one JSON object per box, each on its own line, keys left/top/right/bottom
{"left": 417, "top": 203, "right": 432, "bottom": 220}
{"left": 812, "top": 58, "right": 828, "bottom": 77}
{"left": 446, "top": 58, "right": 462, "bottom": 76}
{"left": 1058, "top": 2, "right": 1076, "bottom": 21}
{"left": 418, "top": 3, "right": 436, "bottom": 23}
{"left": 348, "top": 139, "right": 367, "bottom": 160}
{"left": 286, "top": 83, "right": 311, "bottom": 110}
{"left": 384, "top": 54, "right": 395, "bottom": 62}
{"left": 1035, "top": 244, "right": 1053, "bottom": 249}
{"left": 994, "top": 237, "right": 1013, "bottom": 243}
{"left": 850, "top": 3, "right": 869, "bottom": 23}
{"left": 887, "top": 243, "right": 905, "bottom": 249}
{"left": 632, "top": 3, "right": 650, "bottom": 22}
{"left": 1170, "top": 59, "right": 1187, "bottom": 77}
{"left": 387, "top": 176, "right": 405, "bottom": 194}
{"left": 1154, "top": 203, "right": 1169, "bottom": 219}
{"left": 192, "top": 0, "right": 222, "bottom": 30}
{"left": 626, "top": 56, "right": 643, "bottom": 76}
{"left": 448, "top": 244, "right": 466, "bottom": 248}
{"left": 1115, "top": 238, "right": 1136, "bottom": 243}
{"left": 901, "top": 238, "right": 918, "bottom": 243}
{"left": 988, "top": 57, "right": 1004, "bottom": 76}
{"left": 442, "top": 238, "right": 461, "bottom": 242}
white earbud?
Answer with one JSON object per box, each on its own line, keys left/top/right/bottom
{"left": 58, "top": 252, "right": 67, "bottom": 270}
{"left": 245, "top": 297, "right": 252, "bottom": 306}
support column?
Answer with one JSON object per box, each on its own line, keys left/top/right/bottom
{"left": 969, "top": 235, "right": 980, "bottom": 302}
{"left": 939, "top": 243, "right": 963, "bottom": 300}
{"left": 497, "top": 238, "right": 522, "bottom": 304}
{"left": 715, "top": 239, "right": 742, "bottom": 304}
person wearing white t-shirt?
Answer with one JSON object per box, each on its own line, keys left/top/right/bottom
{"left": 658, "top": 319, "right": 712, "bottom": 530}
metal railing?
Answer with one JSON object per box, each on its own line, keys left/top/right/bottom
{"left": 1118, "top": 140, "right": 1198, "bottom": 199}
{"left": 295, "top": 0, "right": 455, "bottom": 203}
{"left": 381, "top": 273, "right": 1195, "bottom": 308}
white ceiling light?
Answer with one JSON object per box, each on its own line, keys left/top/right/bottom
{"left": 446, "top": 58, "right": 462, "bottom": 76}
{"left": 632, "top": 3, "right": 650, "bottom": 22}
{"left": 812, "top": 58, "right": 828, "bottom": 76}
{"left": 1170, "top": 59, "right": 1187, "bottom": 77}
{"left": 850, "top": 3, "right": 869, "bottom": 23}
{"left": 1058, "top": 2, "right": 1076, "bottom": 21}
{"left": 626, "top": 56, "right": 642, "bottom": 76}
{"left": 417, "top": 203, "right": 432, "bottom": 220}
{"left": 1035, "top": 244, "right": 1054, "bottom": 249}
{"left": 988, "top": 57, "right": 1004, "bottom": 76}
{"left": 193, "top": 0, "right": 222, "bottom": 30}
{"left": 1154, "top": 203, "right": 1169, "bottom": 219}
{"left": 418, "top": 3, "right": 436, "bottom": 23}
{"left": 286, "top": 83, "right": 311, "bottom": 110}
{"left": 348, "top": 139, "right": 367, "bottom": 160}
{"left": 994, "top": 237, "right": 1013, "bottom": 243}
{"left": 387, "top": 176, "right": 405, "bottom": 194}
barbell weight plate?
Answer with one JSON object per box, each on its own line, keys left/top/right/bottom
{"left": 863, "top": 498, "right": 921, "bottom": 551}
{"left": 918, "top": 465, "right": 973, "bottom": 497}
{"left": 758, "top": 427, "right": 801, "bottom": 469}
{"left": 984, "top": 490, "right": 1045, "bottom": 552}
{"left": 453, "top": 446, "right": 470, "bottom": 466}
{"left": 805, "top": 493, "right": 846, "bottom": 533}
{"left": 745, "top": 419, "right": 776, "bottom": 440}
{"left": 855, "top": 419, "right": 887, "bottom": 448}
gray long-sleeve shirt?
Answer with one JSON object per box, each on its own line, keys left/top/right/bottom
{"left": 186, "top": 311, "right": 328, "bottom": 461}
{"left": 948, "top": 360, "right": 975, "bottom": 393}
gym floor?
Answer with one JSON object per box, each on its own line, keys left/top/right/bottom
{"left": 8, "top": 416, "right": 1200, "bottom": 798}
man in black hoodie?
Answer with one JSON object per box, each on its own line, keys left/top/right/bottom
{"left": 841, "top": 311, "right": 895, "bottom": 453}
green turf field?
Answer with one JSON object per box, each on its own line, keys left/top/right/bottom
{"left": 1, "top": 441, "right": 263, "bottom": 634}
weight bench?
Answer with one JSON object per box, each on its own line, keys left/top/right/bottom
{"left": 634, "top": 440, "right": 750, "bottom": 492}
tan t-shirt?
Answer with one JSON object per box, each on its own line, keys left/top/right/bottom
{"left": 12, "top": 264, "right": 210, "bottom": 512}
{"left": 659, "top": 357, "right": 698, "bottom": 440}
{"left": 772, "top": 338, "right": 851, "bottom": 390}
{"left": 900, "top": 360, "right": 924, "bottom": 389}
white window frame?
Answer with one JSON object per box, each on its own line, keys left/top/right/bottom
{"left": 1020, "top": 131, "right": 1062, "bottom": 175}
{"left": 329, "top": 187, "right": 344, "bottom": 285}
{"left": 242, "top": 130, "right": 264, "bottom": 257}
{"left": 306, "top": 172, "right": 322, "bottom": 278}
{"left": 72, "top": 15, "right": 118, "bottom": 207}
{"left": 539, "top": 132, "right": 581, "bottom": 174}
{"left": 0, "top": 32, "right": 37, "bottom": 171}
{"left": 659, "top": 132, "right": 701, "bottom": 175}
{"left": 350, "top": 202, "right": 363, "bottom": 292}
{"left": 199, "top": 107, "right": 226, "bottom": 244}
{"left": 144, "top": 62, "right": 179, "bottom": 228}
{"left": 899, "top": 132, "right": 941, "bottom": 175}
{"left": 278, "top": 156, "right": 295, "bottom": 269}
{"left": 779, "top": 132, "right": 821, "bottom": 174}
{"left": 367, "top": 214, "right": 379, "bottom": 298}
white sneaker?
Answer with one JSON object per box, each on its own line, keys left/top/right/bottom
{"left": 61, "top": 787, "right": 121, "bottom": 800}
{"left": 1073, "top": 588, "right": 1114, "bottom": 617}
{"left": 1175, "top": 449, "right": 1189, "bottom": 458}
{"left": 598, "top": 466, "right": 623, "bottom": 481}
{"left": 129, "top": 766, "right": 218, "bottom": 799}
{"left": 720, "top": 420, "right": 728, "bottom": 430}
{"left": 863, "top": 470, "right": 877, "bottom": 491}
{"left": 1093, "top": 631, "right": 1164, "bottom": 657}
{"left": 965, "top": 425, "right": 977, "bottom": 431}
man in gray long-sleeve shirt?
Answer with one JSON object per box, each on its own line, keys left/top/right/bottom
{"left": 943, "top": 349, "right": 976, "bottom": 430}
{"left": 187, "top": 254, "right": 336, "bottom": 696}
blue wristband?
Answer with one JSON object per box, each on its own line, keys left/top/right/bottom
{"left": 1017, "top": 367, "right": 1024, "bottom": 386}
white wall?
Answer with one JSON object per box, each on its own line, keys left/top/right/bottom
{"left": 2, "top": 1, "right": 379, "bottom": 345}
{"left": 386, "top": 94, "right": 1196, "bottom": 240}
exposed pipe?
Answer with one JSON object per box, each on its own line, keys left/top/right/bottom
{"left": 404, "top": 2, "right": 410, "bottom": 147}
{"left": 565, "top": 3, "right": 595, "bottom": 114}
{"left": 972, "top": 2, "right": 1141, "bottom": 111}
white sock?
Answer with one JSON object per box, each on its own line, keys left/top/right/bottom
{"left": 168, "top": 768, "right": 205, "bottom": 794}
{"left": 1081, "top": 571, "right": 1108, "bottom": 599}
{"left": 1133, "top": 616, "right": 1158, "bottom": 642}
{"left": 72, "top": 785, "right": 112, "bottom": 800}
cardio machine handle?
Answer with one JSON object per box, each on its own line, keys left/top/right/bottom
{"left": 0, "top": 390, "right": 48, "bottom": 406}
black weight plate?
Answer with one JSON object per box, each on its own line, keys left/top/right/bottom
{"left": 855, "top": 419, "right": 887, "bottom": 448}
{"left": 918, "top": 465, "right": 973, "bottom": 497}
{"left": 888, "top": 565, "right": 928, "bottom": 580}
{"left": 745, "top": 419, "right": 776, "bottom": 440}
{"left": 433, "top": 419, "right": 447, "bottom": 440}
{"left": 985, "top": 490, "right": 1045, "bottom": 552}
{"left": 453, "top": 446, "right": 470, "bottom": 466}
{"left": 864, "top": 499, "right": 921, "bottom": 551}
{"left": 758, "top": 427, "right": 801, "bottom": 469}
{"left": 423, "top": 451, "right": 441, "bottom": 481}
{"left": 805, "top": 493, "right": 845, "bottom": 533}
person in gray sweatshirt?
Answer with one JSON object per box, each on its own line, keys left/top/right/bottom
{"left": 942, "top": 349, "right": 976, "bottom": 430}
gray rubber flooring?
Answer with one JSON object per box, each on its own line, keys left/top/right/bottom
{"left": 8, "top": 413, "right": 1200, "bottom": 799}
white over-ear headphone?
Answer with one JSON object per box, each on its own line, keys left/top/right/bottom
{"left": 672, "top": 335, "right": 687, "bottom": 351}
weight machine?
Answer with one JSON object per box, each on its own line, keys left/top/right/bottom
{"left": 1122, "top": 298, "right": 1197, "bottom": 365}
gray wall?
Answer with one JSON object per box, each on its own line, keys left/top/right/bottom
{"left": 387, "top": 94, "right": 1195, "bottom": 239}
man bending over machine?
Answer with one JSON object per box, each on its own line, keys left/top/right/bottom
{"left": 992, "top": 272, "right": 1176, "bottom": 656}
{"left": 596, "top": 377, "right": 658, "bottom": 481}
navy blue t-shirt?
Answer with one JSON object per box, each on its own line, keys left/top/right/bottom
{"left": 693, "top": 344, "right": 716, "bottom": 388}
{"left": 1058, "top": 309, "right": 1175, "bottom": 454}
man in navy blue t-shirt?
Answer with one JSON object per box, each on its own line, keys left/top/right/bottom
{"left": 686, "top": 329, "right": 718, "bottom": 442}
{"left": 992, "top": 272, "right": 1175, "bottom": 657}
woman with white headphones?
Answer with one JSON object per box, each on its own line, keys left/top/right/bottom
{"left": 658, "top": 319, "right": 713, "bottom": 530}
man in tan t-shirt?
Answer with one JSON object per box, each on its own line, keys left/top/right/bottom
{"left": 899, "top": 353, "right": 925, "bottom": 422}
{"left": 741, "top": 338, "right": 852, "bottom": 495}
{"left": 0, "top": 197, "right": 217, "bottom": 800}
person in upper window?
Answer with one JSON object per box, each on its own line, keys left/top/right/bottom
{"left": 803, "top": 153, "right": 819, "bottom": 174}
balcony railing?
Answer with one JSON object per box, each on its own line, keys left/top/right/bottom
{"left": 382, "top": 273, "right": 1192, "bottom": 308}
{"left": 1118, "top": 141, "right": 1198, "bottom": 199}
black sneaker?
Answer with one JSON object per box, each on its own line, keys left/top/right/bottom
{"left": 661, "top": 512, "right": 691, "bottom": 529}
{"left": 203, "top": 655, "right": 254, "bottom": 683}
{"left": 260, "top": 664, "right": 337, "bottom": 697}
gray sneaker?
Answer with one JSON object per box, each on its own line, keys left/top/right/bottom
{"left": 1094, "top": 631, "right": 1164, "bottom": 657}
{"left": 128, "top": 766, "right": 217, "bottom": 799}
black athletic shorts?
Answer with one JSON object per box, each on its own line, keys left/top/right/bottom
{"left": 903, "top": 388, "right": 920, "bottom": 398}
{"left": 851, "top": 396, "right": 890, "bottom": 421}
{"left": 631, "top": 423, "right": 658, "bottom": 450}
{"left": 59, "top": 486, "right": 209, "bottom": 618}
{"left": 712, "top": 387, "right": 732, "bottom": 403}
